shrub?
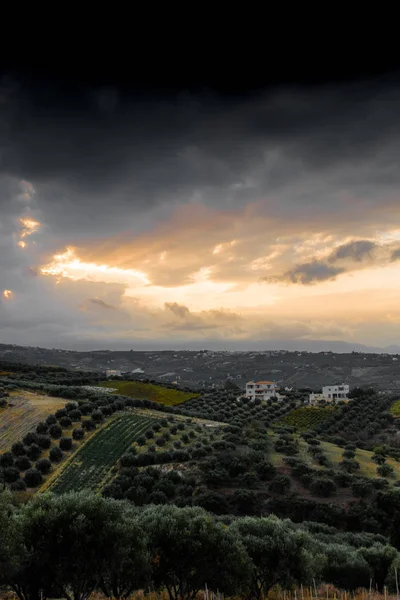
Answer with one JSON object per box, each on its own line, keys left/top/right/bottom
{"left": 10, "top": 478, "right": 27, "bottom": 491}
{"left": 11, "top": 442, "right": 26, "bottom": 457}
{"left": 22, "top": 432, "right": 39, "bottom": 446}
{"left": 59, "top": 437, "right": 73, "bottom": 451}
{"left": 340, "top": 459, "right": 360, "bottom": 473}
{"left": 69, "top": 409, "right": 82, "bottom": 421}
{"left": 49, "top": 447, "right": 63, "bottom": 463}
{"left": 72, "top": 428, "right": 85, "bottom": 440}
{"left": 309, "top": 477, "right": 337, "bottom": 497}
{"left": 45, "top": 414, "right": 57, "bottom": 426}
{"left": 0, "top": 452, "right": 14, "bottom": 467}
{"left": 60, "top": 416, "right": 73, "bottom": 428}
{"left": 24, "top": 468, "right": 43, "bottom": 488}
{"left": 37, "top": 435, "right": 51, "bottom": 449}
{"left": 343, "top": 449, "right": 356, "bottom": 459}
{"left": 36, "top": 458, "right": 52, "bottom": 474}
{"left": 377, "top": 464, "right": 395, "bottom": 478}
{"left": 156, "top": 437, "right": 166, "bottom": 447}
{"left": 82, "top": 419, "right": 96, "bottom": 431}
{"left": 91, "top": 410, "right": 104, "bottom": 423}
{"left": 27, "top": 444, "right": 42, "bottom": 461}
{"left": 269, "top": 474, "right": 291, "bottom": 494}
{"left": 137, "top": 436, "right": 146, "bottom": 446}
{"left": 3, "top": 466, "right": 20, "bottom": 483}
{"left": 145, "top": 429, "right": 155, "bottom": 439}
{"left": 55, "top": 409, "right": 67, "bottom": 419}
{"left": 15, "top": 456, "right": 32, "bottom": 471}
{"left": 49, "top": 424, "right": 63, "bottom": 439}
{"left": 36, "top": 422, "right": 48, "bottom": 434}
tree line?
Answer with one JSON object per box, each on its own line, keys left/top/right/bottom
{"left": 1, "top": 491, "right": 400, "bottom": 600}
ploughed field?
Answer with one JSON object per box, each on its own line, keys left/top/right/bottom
{"left": 0, "top": 391, "right": 66, "bottom": 453}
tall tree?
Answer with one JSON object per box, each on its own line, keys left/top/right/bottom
{"left": 140, "top": 504, "right": 250, "bottom": 600}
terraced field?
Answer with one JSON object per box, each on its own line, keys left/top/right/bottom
{"left": 0, "top": 391, "right": 66, "bottom": 452}
{"left": 101, "top": 380, "right": 199, "bottom": 406}
{"left": 48, "top": 413, "right": 155, "bottom": 493}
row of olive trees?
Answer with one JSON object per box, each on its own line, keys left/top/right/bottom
{"left": 1, "top": 490, "right": 400, "bottom": 600}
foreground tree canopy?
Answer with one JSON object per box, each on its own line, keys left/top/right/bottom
{"left": 0, "top": 490, "right": 400, "bottom": 600}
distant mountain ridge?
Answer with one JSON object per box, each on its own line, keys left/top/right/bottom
{"left": 0, "top": 339, "right": 399, "bottom": 354}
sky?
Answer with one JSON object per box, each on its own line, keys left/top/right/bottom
{"left": 2, "top": 60, "right": 400, "bottom": 351}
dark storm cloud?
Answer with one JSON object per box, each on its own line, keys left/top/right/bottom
{"left": 264, "top": 261, "right": 345, "bottom": 285}
{"left": 328, "top": 240, "right": 377, "bottom": 262}
{"left": 2, "top": 75, "right": 400, "bottom": 241}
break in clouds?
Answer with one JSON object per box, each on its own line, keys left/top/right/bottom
{"left": 1, "top": 73, "right": 400, "bottom": 350}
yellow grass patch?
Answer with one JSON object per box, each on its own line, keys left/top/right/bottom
{"left": 0, "top": 390, "right": 66, "bottom": 453}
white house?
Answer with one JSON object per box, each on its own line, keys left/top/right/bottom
{"left": 308, "top": 393, "right": 326, "bottom": 405}
{"left": 322, "top": 383, "right": 349, "bottom": 400}
{"left": 245, "top": 381, "right": 278, "bottom": 401}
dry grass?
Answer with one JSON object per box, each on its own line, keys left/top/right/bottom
{"left": 269, "top": 433, "right": 400, "bottom": 483}
{"left": 0, "top": 390, "right": 66, "bottom": 453}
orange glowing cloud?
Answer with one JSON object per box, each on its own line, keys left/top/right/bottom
{"left": 2, "top": 290, "right": 13, "bottom": 300}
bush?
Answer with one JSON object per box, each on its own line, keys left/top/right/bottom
{"left": 377, "top": 464, "right": 395, "bottom": 478}
{"left": 49, "top": 424, "right": 63, "bottom": 439}
{"left": 145, "top": 429, "right": 155, "bottom": 439}
{"left": 309, "top": 477, "right": 337, "bottom": 497}
{"left": 49, "top": 447, "right": 64, "bottom": 463}
{"left": 11, "top": 441, "right": 26, "bottom": 457}
{"left": 340, "top": 459, "right": 360, "bottom": 473}
{"left": 59, "top": 437, "right": 73, "bottom": 451}
{"left": 27, "top": 444, "right": 42, "bottom": 461}
{"left": 3, "top": 466, "right": 20, "bottom": 483}
{"left": 60, "top": 416, "right": 73, "bottom": 428}
{"left": 24, "top": 468, "right": 43, "bottom": 488}
{"left": 69, "top": 409, "right": 82, "bottom": 421}
{"left": 0, "top": 452, "right": 14, "bottom": 467}
{"left": 15, "top": 456, "right": 32, "bottom": 471}
{"left": 269, "top": 474, "right": 291, "bottom": 494}
{"left": 10, "top": 478, "right": 27, "bottom": 491}
{"left": 23, "top": 432, "right": 39, "bottom": 446}
{"left": 91, "top": 410, "right": 104, "bottom": 423}
{"left": 45, "top": 414, "right": 57, "bottom": 426}
{"left": 72, "top": 428, "right": 85, "bottom": 440}
{"left": 55, "top": 408, "right": 67, "bottom": 419}
{"left": 82, "top": 419, "right": 96, "bottom": 431}
{"left": 36, "top": 458, "right": 52, "bottom": 474}
{"left": 37, "top": 435, "right": 51, "bottom": 449}
{"left": 36, "top": 422, "right": 48, "bottom": 434}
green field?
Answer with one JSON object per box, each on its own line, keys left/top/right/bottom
{"left": 390, "top": 399, "right": 400, "bottom": 416}
{"left": 276, "top": 406, "right": 335, "bottom": 430}
{"left": 101, "top": 380, "right": 199, "bottom": 406}
{"left": 48, "top": 413, "right": 155, "bottom": 494}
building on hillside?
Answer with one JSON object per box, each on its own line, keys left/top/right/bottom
{"left": 308, "top": 393, "right": 326, "bottom": 405}
{"left": 322, "top": 383, "right": 349, "bottom": 400}
{"left": 309, "top": 384, "right": 349, "bottom": 404}
{"left": 106, "top": 369, "right": 122, "bottom": 378}
{"left": 245, "top": 380, "right": 278, "bottom": 401}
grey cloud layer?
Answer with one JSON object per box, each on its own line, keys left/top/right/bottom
{"left": 2, "top": 75, "right": 400, "bottom": 347}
